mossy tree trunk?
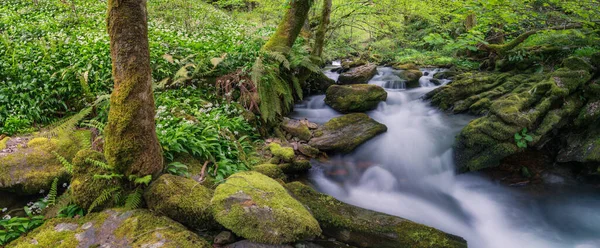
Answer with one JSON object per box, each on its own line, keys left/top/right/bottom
{"left": 104, "top": 0, "right": 163, "bottom": 177}
{"left": 312, "top": 0, "right": 332, "bottom": 58}
{"left": 262, "top": 0, "right": 312, "bottom": 54}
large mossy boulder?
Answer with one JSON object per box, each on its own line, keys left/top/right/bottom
{"left": 397, "top": 69, "right": 423, "bottom": 84}
{"left": 281, "top": 118, "right": 312, "bottom": 141}
{"left": 0, "top": 131, "right": 90, "bottom": 195}
{"left": 7, "top": 209, "right": 210, "bottom": 248}
{"left": 309, "top": 113, "right": 387, "bottom": 153}
{"left": 69, "top": 149, "right": 120, "bottom": 211}
{"left": 338, "top": 64, "right": 378, "bottom": 85}
{"left": 426, "top": 57, "right": 596, "bottom": 172}
{"left": 325, "top": 84, "right": 387, "bottom": 113}
{"left": 144, "top": 174, "right": 218, "bottom": 230}
{"left": 303, "top": 71, "right": 336, "bottom": 95}
{"left": 286, "top": 182, "right": 467, "bottom": 248}
{"left": 211, "top": 171, "right": 321, "bottom": 244}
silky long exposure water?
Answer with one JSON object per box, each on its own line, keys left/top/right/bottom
{"left": 290, "top": 65, "right": 600, "bottom": 248}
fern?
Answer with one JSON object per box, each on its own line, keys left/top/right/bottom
{"left": 43, "top": 107, "right": 92, "bottom": 138}
{"left": 82, "top": 120, "right": 106, "bottom": 136}
{"left": 128, "top": 175, "right": 152, "bottom": 186}
{"left": 47, "top": 178, "right": 59, "bottom": 206}
{"left": 86, "top": 158, "right": 113, "bottom": 170}
{"left": 93, "top": 173, "right": 124, "bottom": 180}
{"left": 124, "top": 189, "right": 143, "bottom": 210}
{"left": 93, "top": 94, "right": 111, "bottom": 106}
{"left": 265, "top": 51, "right": 290, "bottom": 70}
{"left": 52, "top": 151, "right": 74, "bottom": 174}
{"left": 87, "top": 186, "right": 121, "bottom": 213}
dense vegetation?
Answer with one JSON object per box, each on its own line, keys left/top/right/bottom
{"left": 0, "top": 0, "right": 598, "bottom": 246}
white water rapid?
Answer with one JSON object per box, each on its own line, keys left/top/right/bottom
{"left": 290, "top": 65, "right": 600, "bottom": 248}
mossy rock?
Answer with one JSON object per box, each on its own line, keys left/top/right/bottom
{"left": 324, "top": 84, "right": 387, "bottom": 113}
{"left": 0, "top": 137, "right": 9, "bottom": 150}
{"left": 281, "top": 118, "right": 312, "bottom": 141}
{"left": 69, "top": 149, "right": 120, "bottom": 211}
{"left": 304, "top": 71, "right": 336, "bottom": 95}
{"left": 0, "top": 130, "right": 90, "bottom": 195}
{"left": 253, "top": 164, "right": 287, "bottom": 181}
{"left": 562, "top": 56, "right": 595, "bottom": 73}
{"left": 268, "top": 143, "right": 295, "bottom": 162}
{"left": 557, "top": 123, "right": 600, "bottom": 163}
{"left": 341, "top": 59, "right": 366, "bottom": 70}
{"left": 392, "top": 63, "right": 419, "bottom": 71}
{"left": 309, "top": 113, "right": 387, "bottom": 153}
{"left": 211, "top": 171, "right": 321, "bottom": 244}
{"left": 144, "top": 174, "right": 218, "bottom": 230}
{"left": 285, "top": 182, "right": 467, "bottom": 248}
{"left": 6, "top": 209, "right": 210, "bottom": 248}
{"left": 338, "top": 64, "right": 378, "bottom": 85}
{"left": 397, "top": 69, "right": 423, "bottom": 84}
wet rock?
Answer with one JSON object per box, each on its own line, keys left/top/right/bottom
{"left": 215, "top": 231, "right": 237, "bottom": 245}
{"left": 397, "top": 69, "right": 423, "bottom": 84}
{"left": 211, "top": 171, "right": 321, "bottom": 244}
{"left": 309, "top": 113, "right": 387, "bottom": 153}
{"left": 0, "top": 130, "right": 90, "bottom": 195}
{"left": 337, "top": 64, "right": 378, "bottom": 85}
{"left": 253, "top": 164, "right": 287, "bottom": 181}
{"left": 557, "top": 124, "right": 600, "bottom": 164}
{"left": 298, "top": 144, "right": 321, "bottom": 158}
{"left": 304, "top": 71, "right": 336, "bottom": 95}
{"left": 268, "top": 143, "right": 295, "bottom": 162}
{"left": 144, "top": 174, "right": 218, "bottom": 230}
{"left": 392, "top": 63, "right": 419, "bottom": 70}
{"left": 324, "top": 84, "right": 387, "bottom": 113}
{"left": 225, "top": 240, "right": 294, "bottom": 248}
{"left": 341, "top": 60, "right": 366, "bottom": 70}
{"left": 282, "top": 118, "right": 312, "bottom": 141}
{"left": 6, "top": 209, "right": 210, "bottom": 247}
{"left": 433, "top": 70, "right": 458, "bottom": 80}
{"left": 286, "top": 182, "right": 468, "bottom": 248}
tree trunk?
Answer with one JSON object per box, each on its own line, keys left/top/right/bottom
{"left": 104, "top": 0, "right": 163, "bottom": 177}
{"left": 262, "top": 0, "right": 312, "bottom": 54}
{"left": 312, "top": 0, "right": 332, "bottom": 58}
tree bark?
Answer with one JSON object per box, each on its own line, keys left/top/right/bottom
{"left": 480, "top": 23, "right": 583, "bottom": 54}
{"left": 312, "top": 0, "right": 332, "bottom": 58}
{"left": 104, "top": 0, "right": 163, "bottom": 177}
{"left": 262, "top": 0, "right": 312, "bottom": 54}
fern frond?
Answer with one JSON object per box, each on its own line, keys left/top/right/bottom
{"left": 86, "top": 158, "right": 113, "bottom": 170}
{"left": 82, "top": 120, "right": 106, "bottom": 136}
{"left": 43, "top": 107, "right": 92, "bottom": 138}
{"left": 88, "top": 186, "right": 121, "bottom": 213}
{"left": 52, "top": 151, "right": 73, "bottom": 174}
{"left": 128, "top": 175, "right": 152, "bottom": 186}
{"left": 93, "top": 94, "right": 111, "bottom": 106}
{"left": 266, "top": 51, "right": 290, "bottom": 70}
{"left": 93, "top": 173, "right": 124, "bottom": 181}
{"left": 47, "top": 178, "right": 59, "bottom": 206}
{"left": 124, "top": 189, "right": 143, "bottom": 210}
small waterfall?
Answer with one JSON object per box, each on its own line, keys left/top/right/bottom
{"left": 291, "top": 64, "right": 600, "bottom": 248}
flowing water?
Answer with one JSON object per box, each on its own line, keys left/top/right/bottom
{"left": 290, "top": 65, "right": 600, "bottom": 248}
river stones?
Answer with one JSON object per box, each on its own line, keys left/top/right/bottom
{"left": 281, "top": 118, "right": 312, "bottom": 141}
{"left": 285, "top": 182, "right": 468, "bottom": 248}
{"left": 0, "top": 130, "right": 90, "bottom": 195}
{"left": 324, "top": 84, "right": 387, "bottom": 113}
{"left": 426, "top": 57, "right": 597, "bottom": 172}
{"left": 6, "top": 209, "right": 210, "bottom": 248}
{"left": 397, "top": 69, "right": 423, "bottom": 84}
{"left": 211, "top": 171, "right": 321, "bottom": 244}
{"left": 309, "top": 113, "right": 387, "bottom": 153}
{"left": 144, "top": 174, "right": 218, "bottom": 230}
{"left": 338, "top": 64, "right": 378, "bottom": 85}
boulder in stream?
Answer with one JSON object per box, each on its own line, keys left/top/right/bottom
{"left": 337, "top": 64, "right": 378, "bottom": 85}
{"left": 325, "top": 84, "right": 387, "bottom": 113}
{"left": 211, "top": 171, "right": 321, "bottom": 244}
{"left": 309, "top": 113, "right": 387, "bottom": 153}
{"left": 286, "top": 182, "right": 468, "bottom": 248}
{"left": 6, "top": 209, "right": 210, "bottom": 247}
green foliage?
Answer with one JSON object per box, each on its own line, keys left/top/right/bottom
{"left": 47, "top": 178, "right": 59, "bottom": 206}
{"left": 124, "top": 190, "right": 143, "bottom": 210}
{"left": 1, "top": 116, "right": 34, "bottom": 136}
{"left": 0, "top": 214, "right": 44, "bottom": 245}
{"left": 57, "top": 204, "right": 86, "bottom": 218}
{"left": 86, "top": 158, "right": 113, "bottom": 171}
{"left": 87, "top": 186, "right": 121, "bottom": 213}
{"left": 514, "top": 128, "right": 533, "bottom": 149}
{"left": 52, "top": 151, "right": 74, "bottom": 174}
{"left": 165, "top": 162, "right": 191, "bottom": 177}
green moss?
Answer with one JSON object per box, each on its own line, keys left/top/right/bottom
{"left": 0, "top": 137, "right": 9, "bottom": 150}
{"left": 211, "top": 171, "right": 321, "bottom": 244}
{"left": 70, "top": 149, "right": 120, "bottom": 211}
{"left": 262, "top": 0, "right": 312, "bottom": 54}
{"left": 324, "top": 84, "right": 387, "bottom": 113}
{"left": 285, "top": 182, "right": 467, "bottom": 248}
{"left": 268, "top": 143, "right": 295, "bottom": 162}
{"left": 562, "top": 56, "right": 595, "bottom": 72}
{"left": 144, "top": 174, "right": 218, "bottom": 230}
{"left": 281, "top": 118, "right": 312, "bottom": 141}
{"left": 253, "top": 164, "right": 287, "bottom": 181}
{"left": 7, "top": 218, "right": 79, "bottom": 248}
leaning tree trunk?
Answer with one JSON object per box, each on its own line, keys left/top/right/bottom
{"left": 104, "top": 0, "right": 163, "bottom": 177}
{"left": 312, "top": 0, "right": 332, "bottom": 58}
{"left": 263, "top": 0, "right": 312, "bottom": 54}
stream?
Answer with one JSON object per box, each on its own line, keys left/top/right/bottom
{"left": 290, "top": 64, "right": 600, "bottom": 248}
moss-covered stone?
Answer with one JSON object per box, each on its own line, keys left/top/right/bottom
{"left": 7, "top": 209, "right": 210, "bottom": 248}
{"left": 268, "top": 143, "right": 295, "bottom": 162}
{"left": 281, "top": 159, "right": 312, "bottom": 174}
{"left": 338, "top": 64, "right": 378, "bottom": 85}
{"left": 0, "top": 137, "right": 9, "bottom": 150}
{"left": 0, "top": 130, "right": 90, "bottom": 195}
{"left": 211, "top": 171, "right": 321, "bottom": 244}
{"left": 397, "top": 69, "right": 423, "bottom": 84}
{"left": 281, "top": 118, "right": 312, "bottom": 141}
{"left": 70, "top": 149, "right": 120, "bottom": 211}
{"left": 557, "top": 123, "right": 600, "bottom": 163}
{"left": 285, "top": 182, "right": 467, "bottom": 248}
{"left": 324, "top": 84, "right": 387, "bottom": 113}
{"left": 309, "top": 113, "right": 387, "bottom": 153}
{"left": 562, "top": 56, "right": 595, "bottom": 73}
{"left": 253, "top": 164, "right": 287, "bottom": 181}
{"left": 144, "top": 174, "right": 218, "bottom": 230}
{"left": 393, "top": 63, "right": 419, "bottom": 71}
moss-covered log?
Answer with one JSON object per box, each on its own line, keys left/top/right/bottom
{"left": 262, "top": 0, "right": 313, "bottom": 54}
{"left": 479, "top": 24, "right": 583, "bottom": 55}
{"left": 312, "top": 0, "right": 332, "bottom": 58}
{"left": 104, "top": 0, "right": 163, "bottom": 177}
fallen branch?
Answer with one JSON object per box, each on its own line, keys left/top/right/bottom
{"left": 479, "top": 23, "right": 583, "bottom": 54}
